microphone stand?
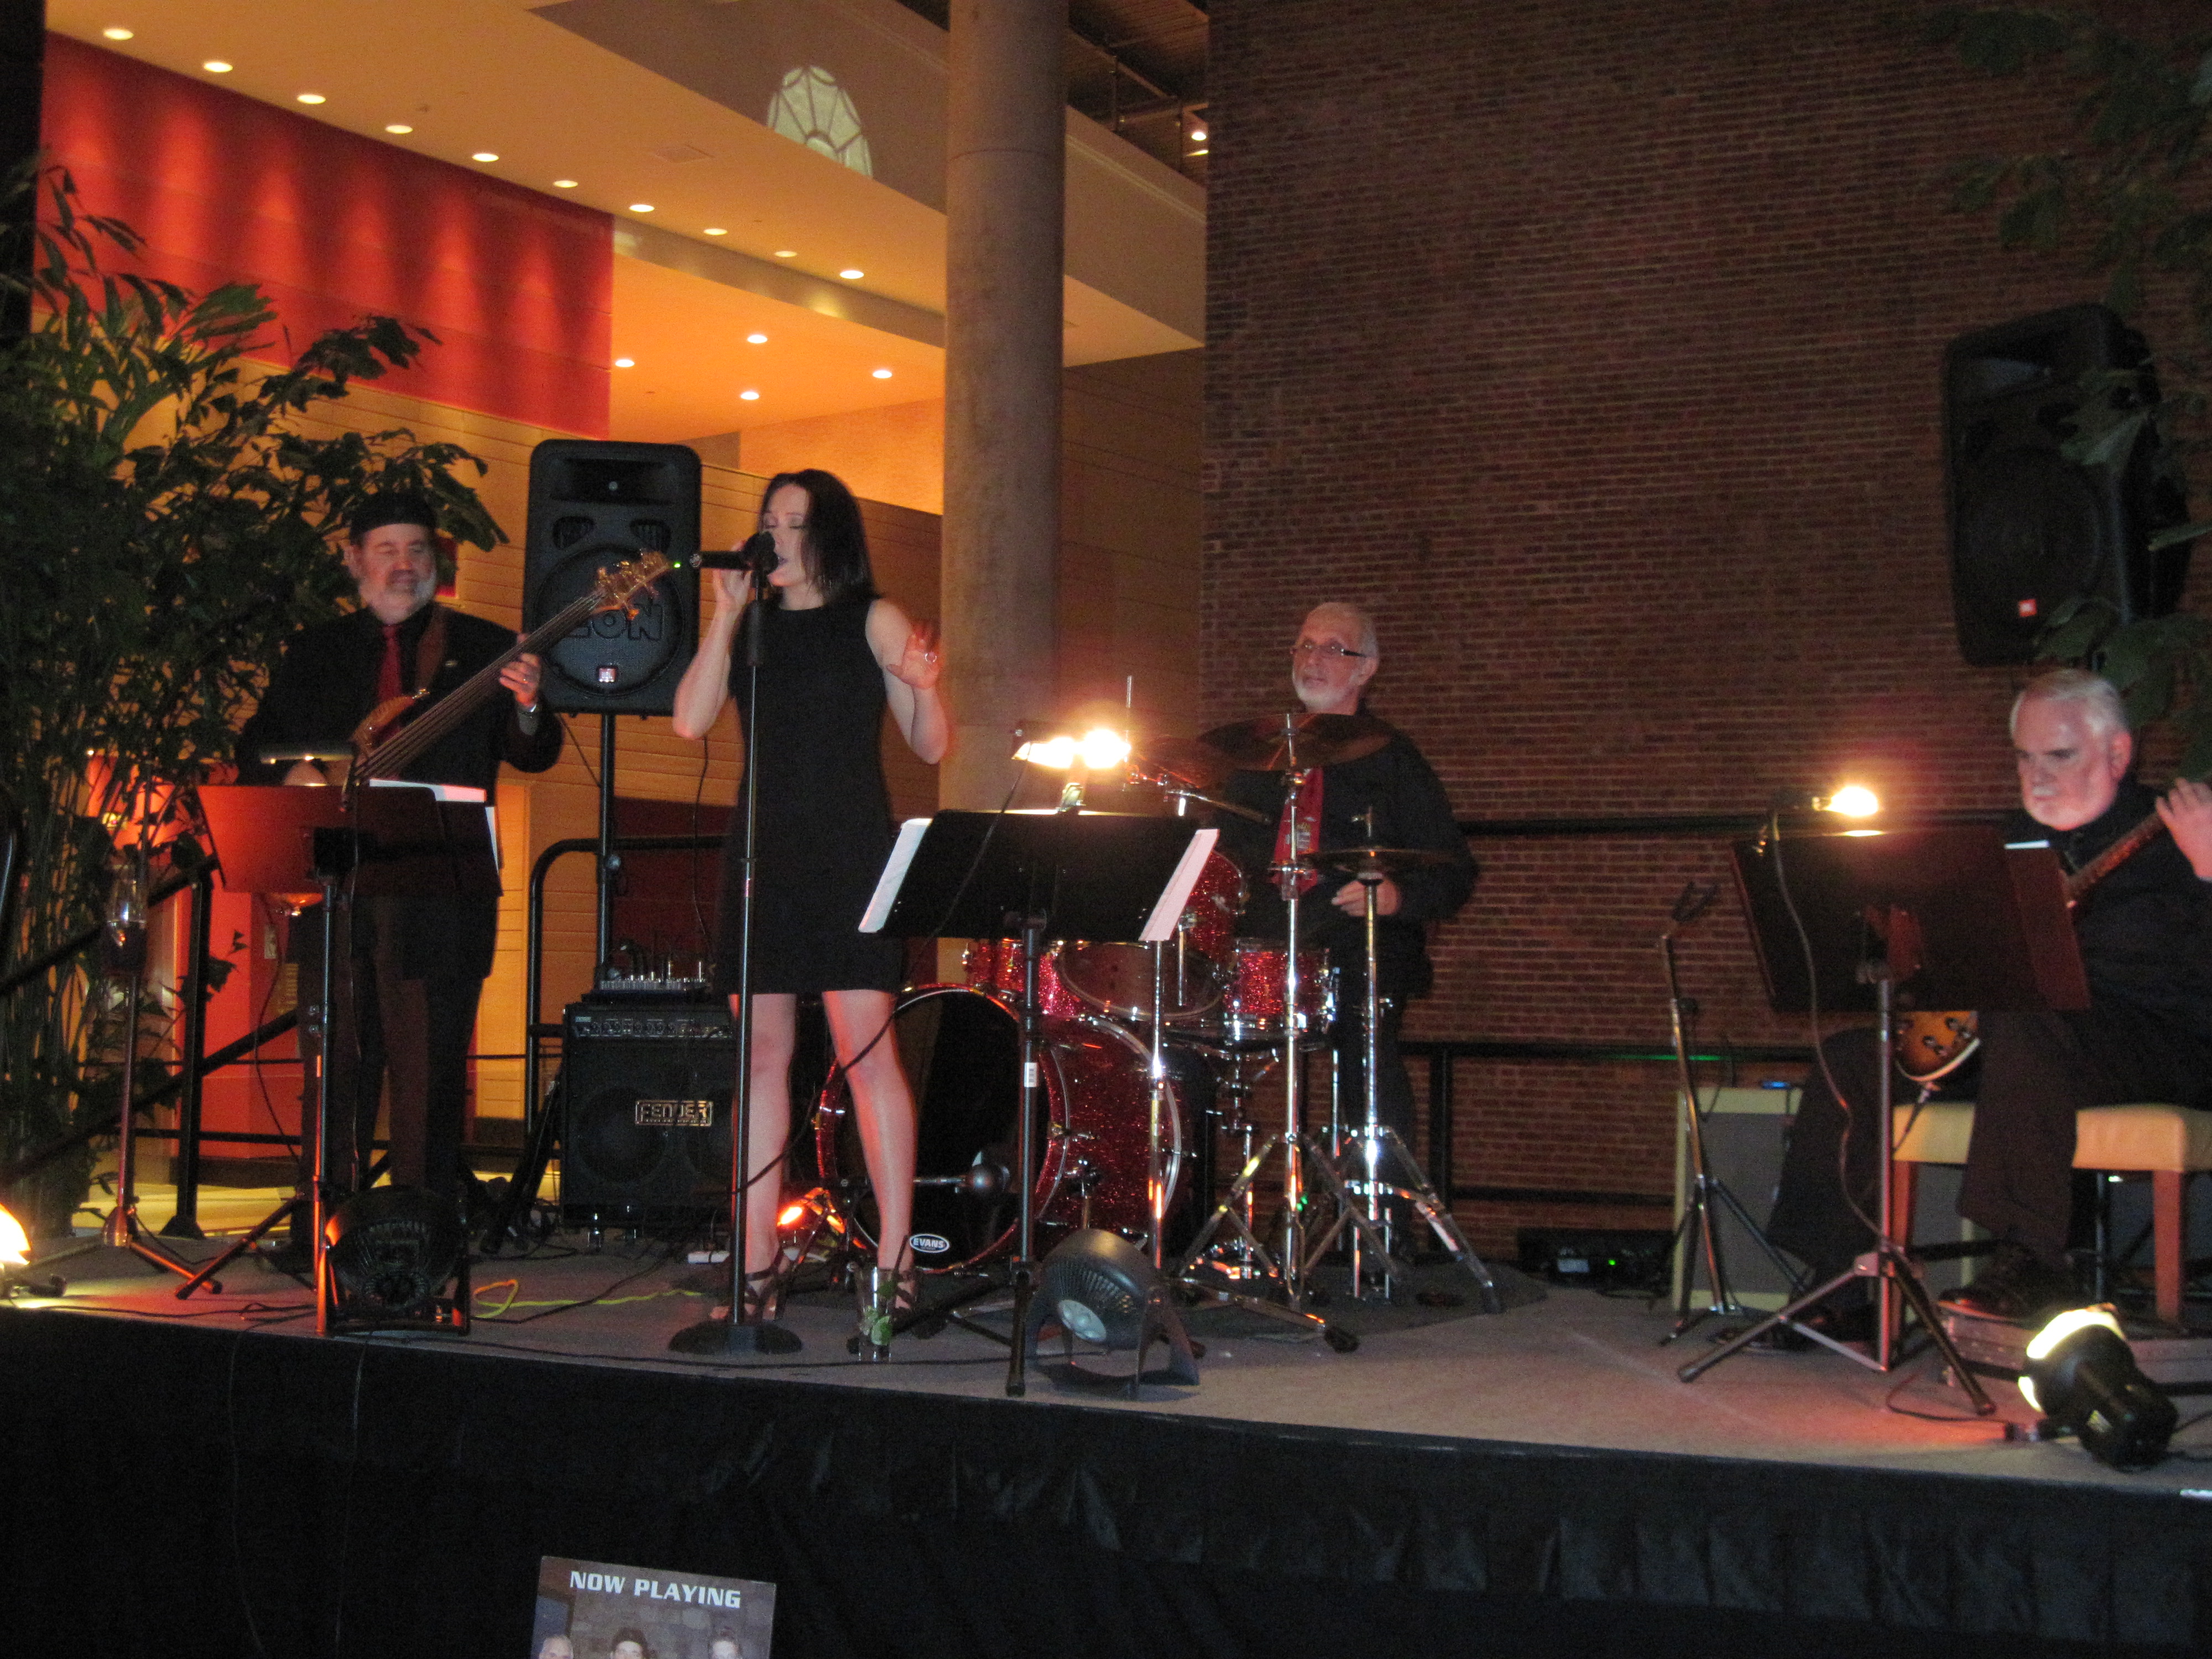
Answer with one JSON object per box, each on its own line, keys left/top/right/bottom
{"left": 673, "top": 544, "right": 800, "bottom": 1355}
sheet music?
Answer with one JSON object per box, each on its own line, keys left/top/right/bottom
{"left": 859, "top": 818, "right": 932, "bottom": 933}
{"left": 1141, "top": 827, "right": 1218, "bottom": 942}
{"left": 366, "top": 778, "right": 497, "bottom": 870}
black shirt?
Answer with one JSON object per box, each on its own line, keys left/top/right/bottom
{"left": 2002, "top": 779, "right": 2212, "bottom": 1047}
{"left": 1216, "top": 731, "right": 1476, "bottom": 999}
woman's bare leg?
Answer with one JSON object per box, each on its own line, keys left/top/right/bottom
{"left": 823, "top": 988, "right": 917, "bottom": 1270}
{"left": 737, "top": 993, "right": 797, "bottom": 1270}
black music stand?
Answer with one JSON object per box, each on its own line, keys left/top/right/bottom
{"left": 184, "top": 785, "right": 498, "bottom": 1333}
{"left": 1679, "top": 824, "right": 2087, "bottom": 1407}
{"left": 864, "top": 808, "right": 1214, "bottom": 1396}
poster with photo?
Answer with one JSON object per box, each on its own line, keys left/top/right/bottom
{"left": 533, "top": 1556, "right": 776, "bottom": 1659}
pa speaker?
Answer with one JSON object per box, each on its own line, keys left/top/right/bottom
{"left": 558, "top": 1001, "right": 733, "bottom": 1226}
{"left": 1942, "top": 303, "right": 2189, "bottom": 666}
{"left": 525, "top": 440, "right": 701, "bottom": 714}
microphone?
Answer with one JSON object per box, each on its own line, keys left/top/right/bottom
{"left": 695, "top": 531, "right": 778, "bottom": 573}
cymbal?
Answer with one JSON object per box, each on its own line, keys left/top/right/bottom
{"left": 1198, "top": 712, "right": 1393, "bottom": 773}
{"left": 1304, "top": 844, "right": 1458, "bottom": 877}
{"left": 1128, "top": 737, "right": 1232, "bottom": 792}
{"left": 1161, "top": 786, "right": 1267, "bottom": 823}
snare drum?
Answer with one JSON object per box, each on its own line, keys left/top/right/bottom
{"left": 1060, "top": 848, "right": 1246, "bottom": 1024}
{"left": 1220, "top": 940, "right": 1337, "bottom": 1045}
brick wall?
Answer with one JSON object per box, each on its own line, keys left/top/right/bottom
{"left": 1204, "top": 0, "right": 2208, "bottom": 1252}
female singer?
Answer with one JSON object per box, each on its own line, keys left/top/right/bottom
{"left": 672, "top": 469, "right": 948, "bottom": 1307}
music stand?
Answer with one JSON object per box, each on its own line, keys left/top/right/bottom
{"left": 1678, "top": 824, "right": 2086, "bottom": 1407}
{"left": 863, "top": 808, "right": 1214, "bottom": 1396}
{"left": 182, "top": 785, "right": 499, "bottom": 1334}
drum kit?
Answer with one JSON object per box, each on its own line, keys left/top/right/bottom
{"left": 815, "top": 709, "right": 1499, "bottom": 1330}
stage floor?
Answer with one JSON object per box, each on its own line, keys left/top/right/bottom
{"left": 21, "top": 1224, "right": 2211, "bottom": 1495}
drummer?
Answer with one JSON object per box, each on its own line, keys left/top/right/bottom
{"left": 1215, "top": 602, "right": 1477, "bottom": 1143}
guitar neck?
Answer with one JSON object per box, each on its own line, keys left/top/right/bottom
{"left": 359, "top": 595, "right": 593, "bottom": 779}
{"left": 2064, "top": 805, "right": 2169, "bottom": 904}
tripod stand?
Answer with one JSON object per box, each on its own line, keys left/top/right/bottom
{"left": 1679, "top": 822, "right": 2089, "bottom": 1408}
{"left": 1657, "top": 880, "right": 1801, "bottom": 1343}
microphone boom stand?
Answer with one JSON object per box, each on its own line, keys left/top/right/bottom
{"left": 673, "top": 552, "right": 800, "bottom": 1356}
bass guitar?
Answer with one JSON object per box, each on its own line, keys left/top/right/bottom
{"left": 1892, "top": 801, "right": 2179, "bottom": 1083}
{"left": 284, "top": 552, "right": 670, "bottom": 787}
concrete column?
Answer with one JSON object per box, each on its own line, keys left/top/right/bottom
{"left": 939, "top": 0, "right": 1066, "bottom": 809}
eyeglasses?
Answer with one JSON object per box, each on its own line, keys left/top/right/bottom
{"left": 1291, "top": 640, "right": 1369, "bottom": 661}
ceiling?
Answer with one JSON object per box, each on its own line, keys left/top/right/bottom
{"left": 48, "top": 0, "right": 1204, "bottom": 445}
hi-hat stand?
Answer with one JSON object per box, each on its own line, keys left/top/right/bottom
{"left": 1303, "top": 838, "right": 1499, "bottom": 1311}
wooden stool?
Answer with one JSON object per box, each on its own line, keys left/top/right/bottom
{"left": 1890, "top": 1102, "right": 2212, "bottom": 1323}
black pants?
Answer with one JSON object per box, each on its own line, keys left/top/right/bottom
{"left": 1769, "top": 1005, "right": 2212, "bottom": 1283}
{"left": 300, "top": 898, "right": 482, "bottom": 1199}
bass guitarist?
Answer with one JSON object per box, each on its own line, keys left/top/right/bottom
{"left": 237, "top": 494, "right": 562, "bottom": 1202}
{"left": 1767, "top": 669, "right": 2212, "bottom": 1330}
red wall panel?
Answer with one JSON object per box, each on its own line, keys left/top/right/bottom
{"left": 40, "top": 34, "right": 610, "bottom": 436}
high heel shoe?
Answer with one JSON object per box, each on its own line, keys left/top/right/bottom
{"left": 739, "top": 1266, "right": 783, "bottom": 1322}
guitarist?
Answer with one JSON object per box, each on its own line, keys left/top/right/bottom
{"left": 237, "top": 494, "right": 562, "bottom": 1203}
{"left": 1768, "top": 669, "right": 2212, "bottom": 1330}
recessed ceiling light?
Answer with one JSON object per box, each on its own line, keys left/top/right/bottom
{"left": 745, "top": 332, "right": 768, "bottom": 345}
{"left": 773, "top": 249, "right": 797, "bottom": 259}
{"left": 384, "top": 122, "right": 413, "bottom": 134}
{"left": 296, "top": 92, "right": 327, "bottom": 106}
{"left": 702, "top": 227, "right": 727, "bottom": 237}
{"left": 1191, "top": 129, "right": 1208, "bottom": 143}
{"left": 838, "top": 268, "right": 864, "bottom": 280}
{"left": 204, "top": 60, "right": 234, "bottom": 74}
{"left": 471, "top": 151, "right": 499, "bottom": 163}
{"left": 739, "top": 389, "right": 760, "bottom": 401}
{"left": 871, "top": 368, "right": 893, "bottom": 380}
{"left": 552, "top": 179, "right": 579, "bottom": 189}
{"left": 613, "top": 357, "right": 635, "bottom": 368}
{"left": 629, "top": 203, "right": 655, "bottom": 213}
{"left": 101, "top": 27, "right": 132, "bottom": 41}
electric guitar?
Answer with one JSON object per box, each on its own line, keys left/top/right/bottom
{"left": 284, "top": 552, "right": 670, "bottom": 786}
{"left": 1892, "top": 800, "right": 2180, "bottom": 1083}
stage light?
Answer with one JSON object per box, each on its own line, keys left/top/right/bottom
{"left": 0, "top": 1203, "right": 28, "bottom": 1267}
{"left": 1015, "top": 727, "right": 1131, "bottom": 773}
{"left": 324, "top": 1187, "right": 465, "bottom": 1324}
{"left": 776, "top": 1201, "right": 808, "bottom": 1228}
{"left": 1818, "top": 785, "right": 1880, "bottom": 818}
{"left": 2019, "top": 1306, "right": 2177, "bottom": 1471}
{"left": 1023, "top": 1228, "right": 1198, "bottom": 1395}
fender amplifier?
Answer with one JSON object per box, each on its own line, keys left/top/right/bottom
{"left": 559, "top": 1001, "right": 735, "bottom": 1226}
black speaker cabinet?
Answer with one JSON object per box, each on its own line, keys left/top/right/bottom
{"left": 1942, "top": 303, "right": 2189, "bottom": 666}
{"left": 524, "top": 440, "right": 701, "bottom": 714}
{"left": 559, "top": 1001, "right": 734, "bottom": 1226}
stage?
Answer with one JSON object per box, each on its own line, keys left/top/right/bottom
{"left": 2, "top": 1235, "right": 2208, "bottom": 1658}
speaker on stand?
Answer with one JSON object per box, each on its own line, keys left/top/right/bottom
{"left": 1942, "top": 303, "right": 2190, "bottom": 666}
{"left": 524, "top": 440, "right": 704, "bottom": 973}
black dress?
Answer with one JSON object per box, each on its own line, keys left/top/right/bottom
{"left": 714, "top": 597, "right": 905, "bottom": 995}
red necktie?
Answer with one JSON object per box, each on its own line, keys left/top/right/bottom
{"left": 1272, "top": 769, "right": 1324, "bottom": 896}
{"left": 375, "top": 623, "right": 403, "bottom": 703}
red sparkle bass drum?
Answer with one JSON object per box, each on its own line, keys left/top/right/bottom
{"left": 815, "top": 984, "right": 1183, "bottom": 1272}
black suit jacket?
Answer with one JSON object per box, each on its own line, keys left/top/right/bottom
{"left": 238, "top": 604, "right": 564, "bottom": 979}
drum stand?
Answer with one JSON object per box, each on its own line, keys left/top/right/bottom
{"left": 1171, "top": 768, "right": 1378, "bottom": 1342}
{"left": 1310, "top": 848, "right": 1499, "bottom": 1310}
